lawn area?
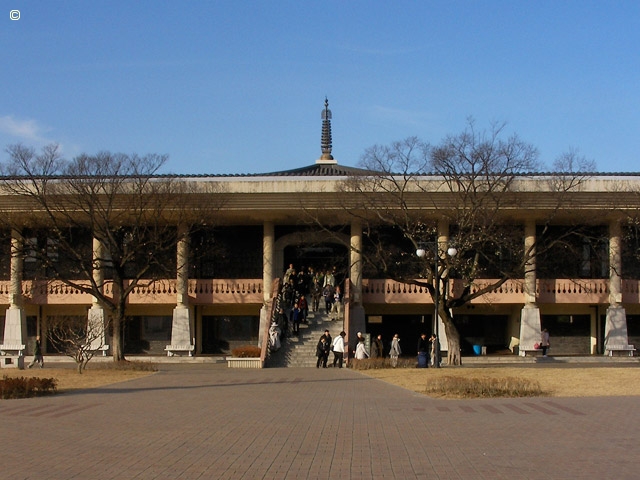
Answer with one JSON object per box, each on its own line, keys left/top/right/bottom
{"left": 1, "top": 366, "right": 156, "bottom": 393}
{"left": 362, "top": 365, "right": 640, "bottom": 397}
{"left": 4, "top": 363, "right": 640, "bottom": 398}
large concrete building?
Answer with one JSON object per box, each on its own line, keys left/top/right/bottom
{"left": 1, "top": 101, "right": 640, "bottom": 365}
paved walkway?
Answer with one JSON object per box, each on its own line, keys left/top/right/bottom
{"left": 2, "top": 364, "right": 639, "bottom": 479}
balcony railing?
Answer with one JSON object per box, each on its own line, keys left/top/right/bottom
{"left": 0, "top": 279, "right": 264, "bottom": 305}
{"left": 0, "top": 277, "right": 639, "bottom": 306}
{"left": 362, "top": 278, "right": 638, "bottom": 305}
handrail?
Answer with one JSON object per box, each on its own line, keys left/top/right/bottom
{"left": 260, "top": 278, "right": 281, "bottom": 368}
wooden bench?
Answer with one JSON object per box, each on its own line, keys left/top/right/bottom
{"left": 164, "top": 344, "right": 195, "bottom": 357}
{"left": 605, "top": 345, "right": 636, "bottom": 357}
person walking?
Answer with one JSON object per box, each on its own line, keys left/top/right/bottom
{"left": 389, "top": 334, "right": 402, "bottom": 367}
{"left": 291, "top": 303, "right": 302, "bottom": 334}
{"left": 355, "top": 337, "right": 369, "bottom": 360}
{"left": 330, "top": 286, "right": 342, "bottom": 321}
{"left": 321, "top": 329, "right": 332, "bottom": 367}
{"left": 28, "top": 335, "right": 44, "bottom": 369}
{"left": 540, "top": 328, "right": 550, "bottom": 357}
{"left": 417, "top": 333, "right": 429, "bottom": 368}
{"left": 371, "top": 334, "right": 384, "bottom": 358}
{"left": 429, "top": 333, "right": 440, "bottom": 367}
{"left": 268, "top": 321, "right": 281, "bottom": 352}
{"left": 332, "top": 331, "right": 346, "bottom": 368}
{"left": 316, "top": 336, "right": 329, "bottom": 368}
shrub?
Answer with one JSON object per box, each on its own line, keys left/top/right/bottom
{"left": 1, "top": 376, "right": 58, "bottom": 399}
{"left": 231, "top": 345, "right": 261, "bottom": 358}
{"left": 350, "top": 357, "right": 417, "bottom": 370}
{"left": 425, "top": 375, "right": 542, "bottom": 398}
{"left": 92, "top": 360, "right": 158, "bottom": 372}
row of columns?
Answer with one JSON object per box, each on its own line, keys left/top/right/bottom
{"left": 518, "top": 219, "right": 629, "bottom": 354}
{"left": 2, "top": 219, "right": 630, "bottom": 359}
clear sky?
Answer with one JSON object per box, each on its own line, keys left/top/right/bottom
{"left": 2, "top": 1, "right": 639, "bottom": 174}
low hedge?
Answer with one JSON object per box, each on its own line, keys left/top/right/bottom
{"left": 231, "top": 345, "right": 262, "bottom": 358}
{"left": 1, "top": 376, "right": 58, "bottom": 399}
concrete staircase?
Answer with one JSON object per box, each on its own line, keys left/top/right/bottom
{"left": 267, "top": 310, "right": 344, "bottom": 368}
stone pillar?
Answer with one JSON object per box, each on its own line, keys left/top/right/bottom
{"left": 88, "top": 237, "right": 109, "bottom": 355}
{"left": 604, "top": 220, "right": 629, "bottom": 351}
{"left": 349, "top": 220, "right": 365, "bottom": 335}
{"left": 259, "top": 221, "right": 275, "bottom": 346}
{"left": 166, "top": 226, "right": 194, "bottom": 356}
{"left": 519, "top": 219, "right": 541, "bottom": 355}
{"left": 1, "top": 229, "right": 27, "bottom": 365}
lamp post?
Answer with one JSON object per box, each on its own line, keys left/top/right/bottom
{"left": 416, "top": 243, "right": 457, "bottom": 367}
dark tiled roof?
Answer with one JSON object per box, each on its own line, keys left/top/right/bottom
{"left": 257, "top": 162, "right": 373, "bottom": 177}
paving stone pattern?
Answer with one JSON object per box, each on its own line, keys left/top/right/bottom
{"left": 2, "top": 364, "right": 639, "bottom": 479}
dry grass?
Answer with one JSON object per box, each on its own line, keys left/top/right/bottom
{"left": 2, "top": 366, "right": 156, "bottom": 394}
{"left": 362, "top": 366, "right": 640, "bottom": 397}
{"left": 5, "top": 363, "right": 640, "bottom": 399}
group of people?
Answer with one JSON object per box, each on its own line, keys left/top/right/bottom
{"left": 281, "top": 264, "right": 344, "bottom": 333}
{"left": 315, "top": 331, "right": 404, "bottom": 368}
{"left": 315, "top": 329, "right": 347, "bottom": 368}
{"left": 417, "top": 333, "right": 441, "bottom": 368}
{"left": 268, "top": 264, "right": 344, "bottom": 352}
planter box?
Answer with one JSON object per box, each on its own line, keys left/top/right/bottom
{"left": 227, "top": 357, "right": 262, "bottom": 368}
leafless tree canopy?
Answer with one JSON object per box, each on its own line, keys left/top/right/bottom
{"left": 1, "top": 144, "right": 225, "bottom": 361}
{"left": 47, "top": 315, "right": 110, "bottom": 373}
{"left": 339, "top": 120, "right": 597, "bottom": 365}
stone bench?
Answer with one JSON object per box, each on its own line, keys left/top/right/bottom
{"left": 1, "top": 355, "right": 25, "bottom": 369}
{"left": 0, "top": 344, "right": 26, "bottom": 356}
{"left": 164, "top": 345, "right": 195, "bottom": 357}
{"left": 521, "top": 348, "right": 543, "bottom": 357}
{"left": 605, "top": 345, "right": 636, "bottom": 357}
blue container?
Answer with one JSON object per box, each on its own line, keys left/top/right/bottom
{"left": 473, "top": 345, "right": 482, "bottom": 356}
{"left": 418, "top": 351, "right": 429, "bottom": 367}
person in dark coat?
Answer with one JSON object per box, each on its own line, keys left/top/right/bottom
{"left": 371, "top": 334, "right": 384, "bottom": 358}
{"left": 316, "top": 336, "right": 330, "bottom": 368}
{"left": 417, "top": 333, "right": 429, "bottom": 368}
{"left": 28, "top": 335, "right": 44, "bottom": 368}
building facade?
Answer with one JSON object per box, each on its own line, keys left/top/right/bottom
{"left": 2, "top": 105, "right": 640, "bottom": 363}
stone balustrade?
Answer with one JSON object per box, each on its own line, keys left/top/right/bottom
{"left": 0, "top": 277, "right": 637, "bottom": 306}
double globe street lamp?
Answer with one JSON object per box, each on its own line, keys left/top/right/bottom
{"left": 416, "top": 243, "right": 458, "bottom": 367}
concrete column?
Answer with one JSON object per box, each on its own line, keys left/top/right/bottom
{"left": 263, "top": 222, "right": 274, "bottom": 304}
{"left": 88, "top": 237, "right": 109, "bottom": 354}
{"left": 1, "top": 229, "right": 27, "bottom": 361}
{"left": 523, "top": 219, "right": 537, "bottom": 306}
{"left": 167, "top": 226, "right": 194, "bottom": 356}
{"left": 259, "top": 222, "right": 275, "bottom": 346}
{"left": 604, "top": 219, "right": 629, "bottom": 351}
{"left": 519, "top": 219, "right": 541, "bottom": 355}
{"left": 349, "top": 220, "right": 365, "bottom": 336}
{"left": 608, "top": 220, "right": 622, "bottom": 306}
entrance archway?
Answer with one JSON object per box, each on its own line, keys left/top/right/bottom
{"left": 274, "top": 231, "right": 350, "bottom": 283}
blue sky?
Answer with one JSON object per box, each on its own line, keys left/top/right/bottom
{"left": 2, "top": 1, "right": 639, "bottom": 174}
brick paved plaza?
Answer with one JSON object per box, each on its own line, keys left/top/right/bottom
{"left": 2, "top": 364, "right": 638, "bottom": 479}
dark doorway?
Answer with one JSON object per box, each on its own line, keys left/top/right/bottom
{"left": 283, "top": 243, "right": 349, "bottom": 285}
{"left": 452, "top": 314, "right": 510, "bottom": 355}
{"left": 201, "top": 315, "right": 259, "bottom": 354}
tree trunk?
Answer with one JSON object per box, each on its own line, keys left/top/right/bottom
{"left": 111, "top": 310, "right": 125, "bottom": 362}
{"left": 442, "top": 314, "right": 462, "bottom": 366}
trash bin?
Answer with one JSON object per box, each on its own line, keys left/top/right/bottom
{"left": 418, "top": 351, "right": 429, "bottom": 367}
{"left": 473, "top": 345, "right": 482, "bottom": 356}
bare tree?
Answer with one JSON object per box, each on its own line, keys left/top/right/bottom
{"left": 338, "top": 121, "right": 593, "bottom": 365}
{"left": 1, "top": 144, "right": 224, "bottom": 362}
{"left": 47, "top": 315, "right": 110, "bottom": 373}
